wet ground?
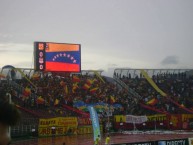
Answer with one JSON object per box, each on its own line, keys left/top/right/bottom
{"left": 11, "top": 133, "right": 193, "bottom": 145}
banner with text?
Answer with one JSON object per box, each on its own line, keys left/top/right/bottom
{"left": 78, "top": 118, "right": 92, "bottom": 126}
{"left": 126, "top": 115, "right": 147, "bottom": 124}
{"left": 38, "top": 126, "right": 78, "bottom": 136}
{"left": 39, "top": 117, "right": 78, "bottom": 127}
{"left": 38, "top": 117, "right": 78, "bottom": 137}
{"left": 115, "top": 114, "right": 167, "bottom": 123}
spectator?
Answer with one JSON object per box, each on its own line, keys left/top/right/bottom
{"left": 0, "top": 89, "right": 21, "bottom": 145}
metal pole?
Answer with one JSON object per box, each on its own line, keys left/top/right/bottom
{"left": 107, "top": 104, "right": 110, "bottom": 134}
{"left": 154, "top": 118, "right": 156, "bottom": 133}
{"left": 8, "top": 93, "right": 12, "bottom": 138}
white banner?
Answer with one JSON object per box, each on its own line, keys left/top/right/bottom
{"left": 188, "top": 138, "right": 193, "bottom": 145}
{"left": 126, "top": 115, "right": 147, "bottom": 124}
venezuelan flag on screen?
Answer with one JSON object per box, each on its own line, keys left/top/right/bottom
{"left": 45, "top": 43, "right": 81, "bottom": 72}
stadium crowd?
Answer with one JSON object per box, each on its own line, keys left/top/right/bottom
{"left": 8, "top": 72, "right": 131, "bottom": 118}
{"left": 2, "top": 69, "right": 193, "bottom": 118}
{"left": 119, "top": 71, "right": 193, "bottom": 114}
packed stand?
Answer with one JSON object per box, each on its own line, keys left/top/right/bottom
{"left": 117, "top": 70, "right": 193, "bottom": 115}
{"left": 153, "top": 72, "right": 193, "bottom": 110}
{"left": 10, "top": 72, "right": 129, "bottom": 117}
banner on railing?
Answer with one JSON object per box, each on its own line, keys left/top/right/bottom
{"left": 114, "top": 115, "right": 126, "bottom": 122}
{"left": 115, "top": 114, "right": 166, "bottom": 123}
{"left": 78, "top": 118, "right": 92, "bottom": 125}
{"left": 182, "top": 114, "right": 193, "bottom": 122}
{"left": 39, "top": 117, "right": 78, "bottom": 127}
{"left": 38, "top": 126, "right": 77, "bottom": 136}
{"left": 38, "top": 117, "right": 78, "bottom": 137}
{"left": 147, "top": 114, "right": 167, "bottom": 122}
{"left": 126, "top": 115, "right": 147, "bottom": 124}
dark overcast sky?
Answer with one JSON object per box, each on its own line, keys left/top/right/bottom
{"left": 0, "top": 0, "right": 193, "bottom": 71}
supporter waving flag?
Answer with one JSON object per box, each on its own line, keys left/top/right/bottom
{"left": 146, "top": 98, "right": 158, "bottom": 106}
{"left": 23, "top": 87, "right": 31, "bottom": 97}
{"left": 54, "top": 99, "right": 60, "bottom": 106}
{"left": 72, "top": 83, "right": 79, "bottom": 93}
{"left": 83, "top": 84, "right": 91, "bottom": 90}
{"left": 65, "top": 85, "right": 68, "bottom": 94}
{"left": 110, "top": 96, "right": 116, "bottom": 104}
{"left": 36, "top": 96, "right": 45, "bottom": 104}
{"left": 86, "top": 79, "right": 94, "bottom": 85}
{"left": 73, "top": 75, "right": 80, "bottom": 83}
{"left": 90, "top": 87, "right": 98, "bottom": 93}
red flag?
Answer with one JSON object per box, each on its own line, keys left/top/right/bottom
{"left": 73, "top": 76, "right": 80, "bottom": 83}
{"left": 146, "top": 98, "right": 158, "bottom": 106}
{"left": 90, "top": 87, "right": 98, "bottom": 93}
{"left": 83, "top": 84, "right": 90, "bottom": 90}
{"left": 86, "top": 79, "right": 93, "bottom": 85}
{"left": 23, "top": 87, "right": 31, "bottom": 96}
{"left": 110, "top": 96, "right": 116, "bottom": 104}
{"left": 37, "top": 97, "right": 45, "bottom": 104}
{"left": 72, "top": 83, "right": 79, "bottom": 93}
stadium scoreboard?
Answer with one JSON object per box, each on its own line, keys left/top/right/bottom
{"left": 34, "top": 42, "right": 81, "bottom": 72}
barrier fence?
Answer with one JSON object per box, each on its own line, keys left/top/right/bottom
{"left": 114, "top": 114, "right": 193, "bottom": 130}
{"left": 14, "top": 114, "right": 193, "bottom": 137}
{"left": 38, "top": 117, "right": 103, "bottom": 137}
{"left": 112, "top": 138, "right": 191, "bottom": 145}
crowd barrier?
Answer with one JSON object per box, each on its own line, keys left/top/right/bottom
{"left": 38, "top": 117, "right": 103, "bottom": 137}
{"left": 112, "top": 138, "right": 191, "bottom": 145}
{"left": 37, "top": 114, "right": 193, "bottom": 137}
{"left": 114, "top": 114, "right": 193, "bottom": 130}
{"left": 38, "top": 117, "right": 78, "bottom": 137}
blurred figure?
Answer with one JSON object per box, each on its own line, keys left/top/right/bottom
{"left": 95, "top": 135, "right": 101, "bottom": 145}
{"left": 105, "top": 134, "right": 110, "bottom": 145}
{"left": 0, "top": 90, "right": 21, "bottom": 145}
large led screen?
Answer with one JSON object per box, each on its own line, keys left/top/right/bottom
{"left": 34, "top": 42, "right": 81, "bottom": 72}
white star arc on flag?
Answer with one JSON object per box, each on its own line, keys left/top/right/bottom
{"left": 52, "top": 53, "right": 77, "bottom": 63}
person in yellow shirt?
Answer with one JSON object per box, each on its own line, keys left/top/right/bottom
{"left": 105, "top": 134, "right": 110, "bottom": 145}
{"left": 95, "top": 135, "right": 101, "bottom": 145}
